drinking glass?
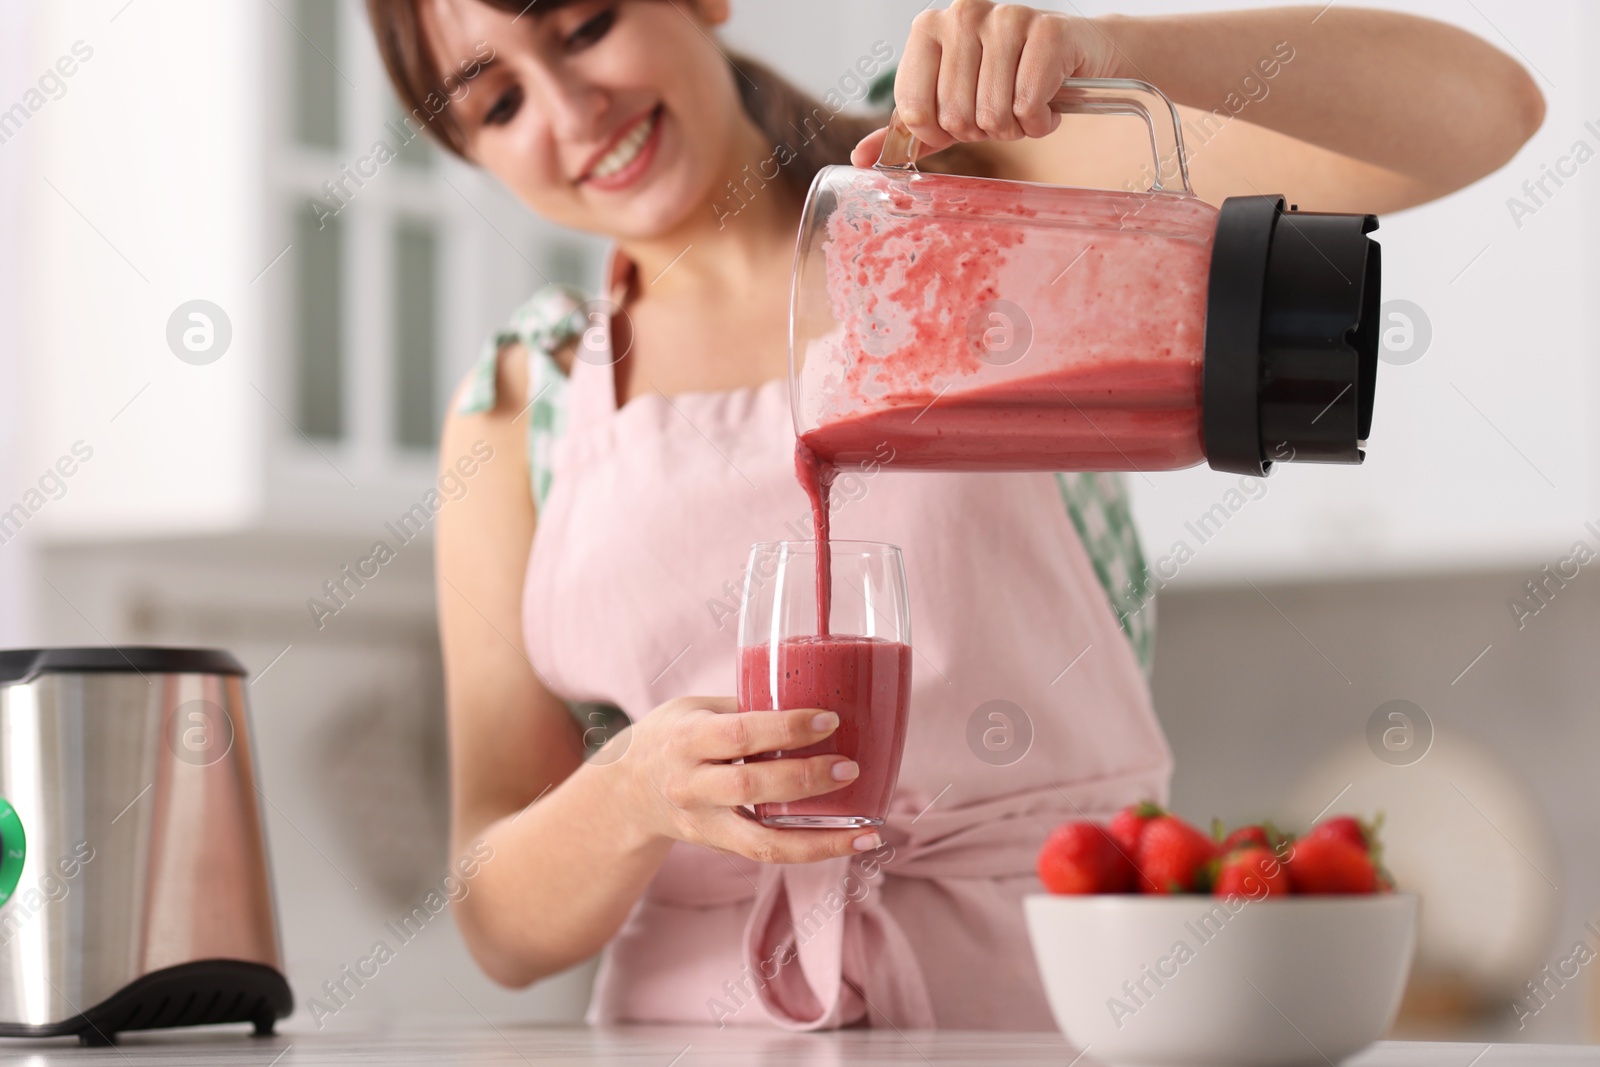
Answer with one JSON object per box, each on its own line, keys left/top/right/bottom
{"left": 736, "top": 540, "right": 912, "bottom": 828}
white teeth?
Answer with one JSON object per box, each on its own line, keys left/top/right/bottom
{"left": 590, "top": 111, "right": 655, "bottom": 180}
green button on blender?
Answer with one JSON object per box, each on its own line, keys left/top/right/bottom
{"left": 0, "top": 798, "right": 25, "bottom": 907}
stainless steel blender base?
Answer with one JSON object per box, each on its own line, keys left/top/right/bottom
{"left": 0, "top": 648, "right": 294, "bottom": 1046}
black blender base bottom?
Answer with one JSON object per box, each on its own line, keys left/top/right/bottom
{"left": 0, "top": 959, "right": 292, "bottom": 1045}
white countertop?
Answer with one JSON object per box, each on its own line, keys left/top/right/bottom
{"left": 1, "top": 1024, "right": 1597, "bottom": 1065}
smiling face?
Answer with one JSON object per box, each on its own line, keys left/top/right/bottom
{"left": 419, "top": 0, "right": 748, "bottom": 240}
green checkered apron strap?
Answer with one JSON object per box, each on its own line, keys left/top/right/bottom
{"left": 457, "top": 283, "right": 588, "bottom": 511}
{"left": 1054, "top": 473, "right": 1156, "bottom": 677}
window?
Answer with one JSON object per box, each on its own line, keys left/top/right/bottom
{"left": 392, "top": 218, "right": 439, "bottom": 449}
{"left": 289, "top": 0, "right": 345, "bottom": 440}
{"left": 292, "top": 0, "right": 341, "bottom": 150}
{"left": 295, "top": 208, "right": 345, "bottom": 439}
{"left": 279, "top": 0, "right": 449, "bottom": 454}
{"left": 391, "top": 105, "right": 434, "bottom": 171}
{"left": 271, "top": 0, "right": 573, "bottom": 476}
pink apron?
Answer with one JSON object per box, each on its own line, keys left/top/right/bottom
{"left": 521, "top": 252, "right": 1172, "bottom": 1030}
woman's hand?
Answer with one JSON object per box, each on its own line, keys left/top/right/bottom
{"left": 851, "top": 0, "right": 1119, "bottom": 167}
{"left": 600, "top": 696, "right": 880, "bottom": 863}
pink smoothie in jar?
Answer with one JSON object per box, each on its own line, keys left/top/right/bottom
{"left": 794, "top": 169, "right": 1219, "bottom": 476}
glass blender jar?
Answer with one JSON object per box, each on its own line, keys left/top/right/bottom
{"left": 789, "top": 78, "right": 1382, "bottom": 477}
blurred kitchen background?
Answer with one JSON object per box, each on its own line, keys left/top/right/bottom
{"left": 1, "top": 0, "right": 1595, "bottom": 1043}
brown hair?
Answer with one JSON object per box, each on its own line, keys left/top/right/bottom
{"left": 365, "top": 0, "right": 992, "bottom": 204}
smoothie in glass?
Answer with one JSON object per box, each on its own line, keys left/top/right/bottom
{"left": 738, "top": 634, "right": 912, "bottom": 828}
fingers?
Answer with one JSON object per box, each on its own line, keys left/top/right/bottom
{"left": 1012, "top": 18, "right": 1066, "bottom": 139}
{"left": 646, "top": 771, "right": 874, "bottom": 864}
{"left": 891, "top": 1, "right": 1081, "bottom": 156}
{"left": 934, "top": 13, "right": 985, "bottom": 144}
{"left": 648, "top": 700, "right": 877, "bottom": 865}
{"left": 851, "top": 127, "right": 889, "bottom": 168}
{"left": 973, "top": 24, "right": 1023, "bottom": 142}
{"left": 896, "top": 12, "right": 949, "bottom": 153}
{"left": 710, "top": 810, "right": 882, "bottom": 865}
{"left": 694, "top": 754, "right": 858, "bottom": 807}
{"left": 695, "top": 706, "right": 840, "bottom": 761}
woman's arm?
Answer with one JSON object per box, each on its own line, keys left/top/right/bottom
{"left": 434, "top": 343, "right": 658, "bottom": 985}
{"left": 436, "top": 346, "right": 872, "bottom": 988}
{"left": 1090, "top": 6, "right": 1545, "bottom": 209}
{"left": 855, "top": 2, "right": 1544, "bottom": 214}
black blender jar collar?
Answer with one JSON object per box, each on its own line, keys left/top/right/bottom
{"left": 1202, "top": 194, "right": 1381, "bottom": 477}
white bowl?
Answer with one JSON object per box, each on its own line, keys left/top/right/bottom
{"left": 1024, "top": 893, "right": 1417, "bottom": 1067}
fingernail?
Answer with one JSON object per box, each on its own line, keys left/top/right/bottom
{"left": 852, "top": 832, "right": 882, "bottom": 852}
{"left": 812, "top": 712, "right": 839, "bottom": 733}
{"left": 831, "top": 760, "right": 859, "bottom": 781}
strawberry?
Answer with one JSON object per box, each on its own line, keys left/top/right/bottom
{"left": 1220, "top": 824, "right": 1271, "bottom": 853}
{"left": 1305, "top": 815, "right": 1369, "bottom": 852}
{"left": 1109, "top": 801, "right": 1163, "bottom": 856}
{"left": 1038, "top": 821, "right": 1136, "bottom": 894}
{"left": 1286, "top": 834, "right": 1378, "bottom": 894}
{"left": 1136, "top": 815, "right": 1217, "bottom": 893}
{"left": 1303, "top": 814, "right": 1397, "bottom": 887}
{"left": 1214, "top": 845, "right": 1290, "bottom": 899}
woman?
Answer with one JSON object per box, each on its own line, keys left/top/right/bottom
{"left": 367, "top": 0, "right": 1540, "bottom": 1030}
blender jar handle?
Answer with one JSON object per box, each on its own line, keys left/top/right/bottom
{"left": 873, "top": 76, "right": 1194, "bottom": 196}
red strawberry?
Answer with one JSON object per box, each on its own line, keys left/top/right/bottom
{"left": 1305, "top": 815, "right": 1369, "bottom": 852}
{"left": 1214, "top": 845, "right": 1290, "bottom": 900}
{"left": 1038, "top": 822, "right": 1135, "bottom": 894}
{"left": 1221, "top": 824, "right": 1271, "bottom": 853}
{"left": 1136, "top": 815, "right": 1217, "bottom": 893}
{"left": 1286, "top": 834, "right": 1377, "bottom": 894}
{"left": 1109, "top": 801, "right": 1163, "bottom": 856}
